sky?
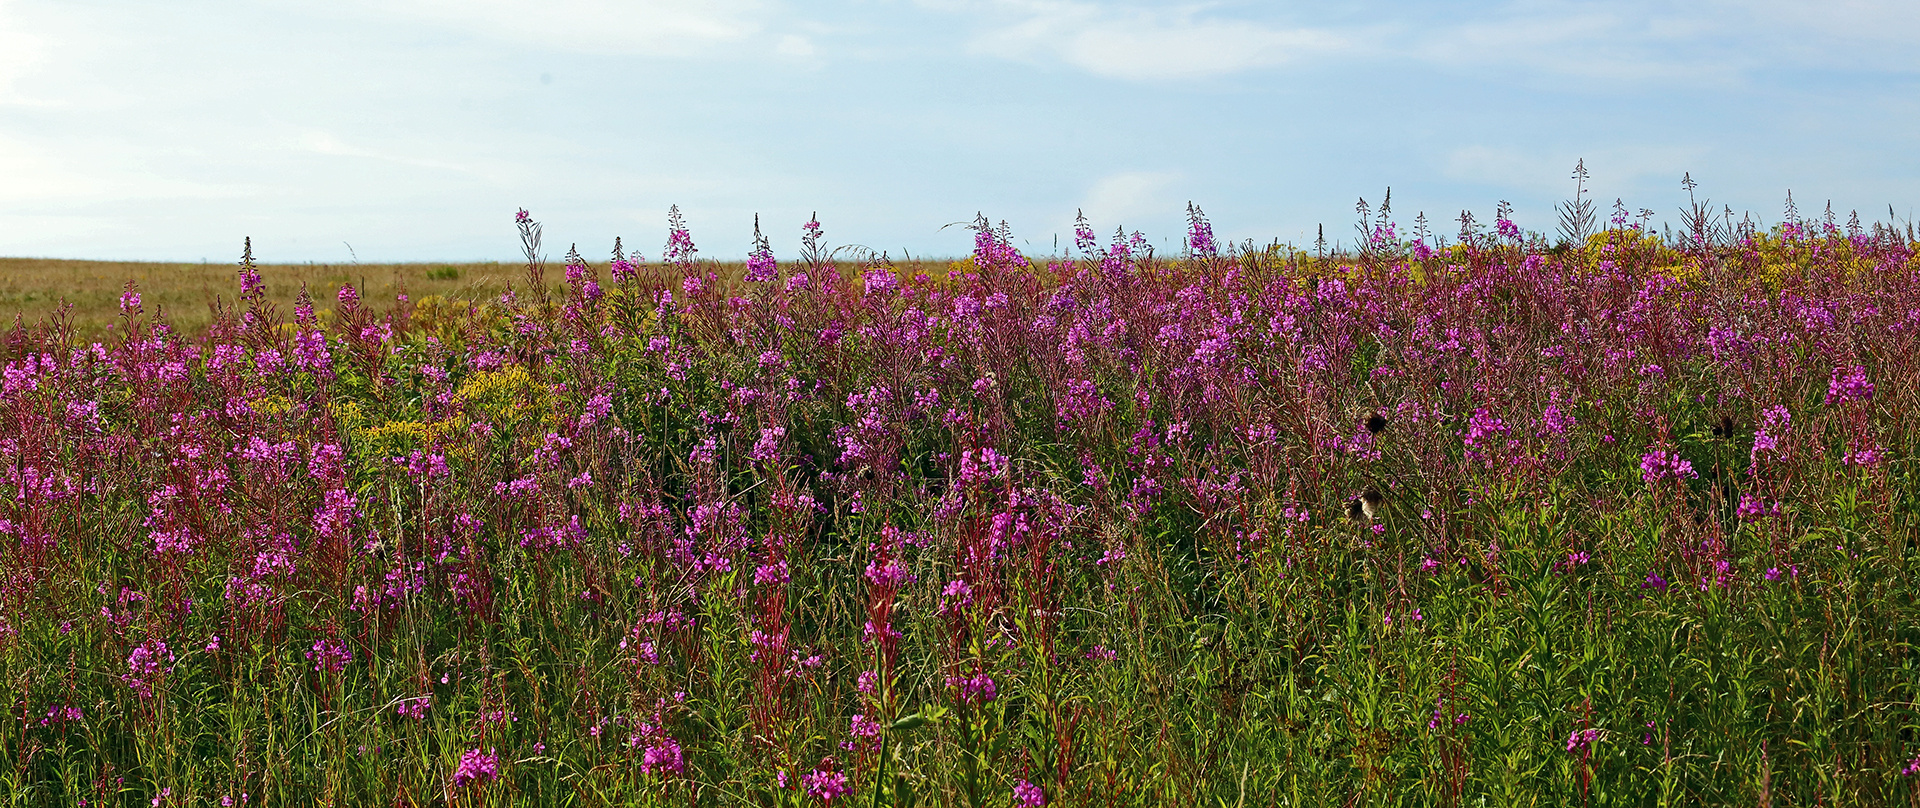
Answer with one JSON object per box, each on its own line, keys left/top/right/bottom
{"left": 1, "top": 0, "right": 1916, "bottom": 262}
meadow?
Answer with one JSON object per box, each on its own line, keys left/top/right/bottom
{"left": 0, "top": 202, "right": 1917, "bottom": 807}
{"left": 0, "top": 258, "right": 526, "bottom": 340}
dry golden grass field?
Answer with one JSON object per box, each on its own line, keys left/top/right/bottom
{"left": 0, "top": 258, "right": 535, "bottom": 338}
{"left": 0, "top": 255, "right": 967, "bottom": 339}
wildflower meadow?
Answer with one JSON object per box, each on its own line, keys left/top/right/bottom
{"left": 2, "top": 190, "right": 1918, "bottom": 806}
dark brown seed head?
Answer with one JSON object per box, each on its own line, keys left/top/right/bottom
{"left": 1366, "top": 413, "right": 1388, "bottom": 434}
{"left": 1361, "top": 487, "right": 1383, "bottom": 520}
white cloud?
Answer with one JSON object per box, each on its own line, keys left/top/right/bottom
{"left": 0, "top": 0, "right": 48, "bottom": 104}
{"left": 1442, "top": 145, "right": 1708, "bottom": 198}
{"left": 1406, "top": 0, "right": 1920, "bottom": 81}
{"left": 1409, "top": 13, "right": 1729, "bottom": 82}
{"left": 0, "top": 132, "right": 253, "bottom": 209}
{"left": 1706, "top": 0, "right": 1920, "bottom": 70}
{"left": 945, "top": 1, "right": 1346, "bottom": 80}
{"left": 0, "top": 134, "right": 109, "bottom": 204}
{"left": 928, "top": 0, "right": 1920, "bottom": 85}
{"left": 1079, "top": 170, "right": 1182, "bottom": 227}
{"left": 775, "top": 34, "right": 816, "bottom": 57}
{"left": 360, "top": 0, "right": 772, "bottom": 57}
{"left": 293, "top": 130, "right": 498, "bottom": 180}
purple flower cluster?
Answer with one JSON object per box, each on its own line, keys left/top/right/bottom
{"left": 664, "top": 205, "right": 698, "bottom": 266}
{"left": 640, "top": 733, "right": 685, "bottom": 776}
{"left": 1565, "top": 727, "right": 1602, "bottom": 754}
{"left": 306, "top": 638, "right": 352, "bottom": 673}
{"left": 1638, "top": 449, "right": 1696, "bottom": 484}
{"left": 123, "top": 640, "right": 172, "bottom": 699}
{"left": 396, "top": 696, "right": 430, "bottom": 720}
{"left": 948, "top": 671, "right": 997, "bottom": 705}
{"left": 802, "top": 761, "right": 850, "bottom": 803}
{"left": 1185, "top": 202, "right": 1217, "bottom": 259}
{"left": 1825, "top": 364, "right": 1874, "bottom": 405}
{"left": 452, "top": 748, "right": 499, "bottom": 787}
{"left": 1736, "top": 494, "right": 1782, "bottom": 520}
{"left": 746, "top": 215, "right": 779, "bottom": 283}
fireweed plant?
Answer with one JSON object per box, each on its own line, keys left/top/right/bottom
{"left": 0, "top": 198, "right": 1918, "bottom": 807}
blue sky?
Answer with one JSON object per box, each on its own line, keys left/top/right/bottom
{"left": 1, "top": 0, "right": 1916, "bottom": 262}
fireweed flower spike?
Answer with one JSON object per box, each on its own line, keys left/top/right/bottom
{"left": 1638, "top": 449, "right": 1696, "bottom": 484}
{"left": 453, "top": 748, "right": 499, "bottom": 787}
{"left": 802, "top": 759, "right": 850, "bottom": 803}
{"left": 665, "top": 205, "right": 697, "bottom": 266}
{"left": 1825, "top": 365, "right": 1874, "bottom": 405}
{"left": 1073, "top": 209, "right": 1098, "bottom": 257}
{"left": 306, "top": 638, "right": 351, "bottom": 673}
{"left": 123, "top": 640, "right": 172, "bottom": 699}
{"left": 1566, "top": 728, "right": 1602, "bottom": 754}
{"left": 746, "top": 214, "right": 778, "bottom": 283}
{"left": 237, "top": 237, "right": 264, "bottom": 301}
{"left": 1185, "top": 202, "right": 1218, "bottom": 259}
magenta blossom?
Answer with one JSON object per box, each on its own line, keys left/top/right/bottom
{"left": 803, "top": 761, "right": 850, "bottom": 803}
{"left": 306, "top": 638, "right": 352, "bottom": 673}
{"left": 123, "top": 639, "right": 173, "bottom": 699}
{"left": 453, "top": 748, "right": 499, "bottom": 787}
{"left": 1566, "top": 727, "right": 1602, "bottom": 754}
{"left": 1638, "top": 449, "right": 1696, "bottom": 484}
{"left": 1825, "top": 364, "right": 1874, "bottom": 405}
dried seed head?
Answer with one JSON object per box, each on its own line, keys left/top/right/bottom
{"left": 1361, "top": 487, "right": 1384, "bottom": 520}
